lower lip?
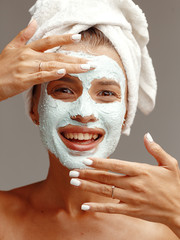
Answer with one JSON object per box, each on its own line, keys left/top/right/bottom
{"left": 59, "top": 134, "right": 103, "bottom": 151}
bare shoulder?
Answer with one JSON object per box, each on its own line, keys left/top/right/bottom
{"left": 139, "top": 220, "right": 179, "bottom": 240}
{"left": 109, "top": 214, "right": 179, "bottom": 240}
{"left": 157, "top": 223, "right": 179, "bottom": 240}
{"left": 0, "top": 180, "right": 43, "bottom": 215}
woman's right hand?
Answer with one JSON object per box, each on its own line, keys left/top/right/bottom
{"left": 0, "top": 20, "right": 90, "bottom": 101}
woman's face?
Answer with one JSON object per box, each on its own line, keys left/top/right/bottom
{"left": 32, "top": 43, "right": 127, "bottom": 169}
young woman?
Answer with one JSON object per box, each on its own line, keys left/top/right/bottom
{"left": 0, "top": 0, "right": 179, "bottom": 239}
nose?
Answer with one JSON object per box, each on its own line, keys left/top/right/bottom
{"left": 71, "top": 114, "right": 97, "bottom": 124}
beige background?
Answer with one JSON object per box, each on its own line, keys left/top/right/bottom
{"left": 0, "top": 0, "right": 179, "bottom": 190}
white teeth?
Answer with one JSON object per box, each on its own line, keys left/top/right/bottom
{"left": 69, "top": 133, "right": 74, "bottom": 139}
{"left": 93, "top": 134, "right": 98, "bottom": 140}
{"left": 63, "top": 133, "right": 99, "bottom": 140}
{"left": 84, "top": 133, "right": 90, "bottom": 140}
{"left": 78, "top": 133, "right": 84, "bottom": 140}
{"left": 74, "top": 133, "right": 78, "bottom": 139}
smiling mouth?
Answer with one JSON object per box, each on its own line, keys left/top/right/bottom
{"left": 58, "top": 125, "right": 104, "bottom": 151}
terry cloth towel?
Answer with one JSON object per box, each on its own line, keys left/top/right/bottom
{"left": 24, "top": 0, "right": 157, "bottom": 135}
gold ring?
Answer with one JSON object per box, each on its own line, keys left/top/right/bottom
{"left": 111, "top": 186, "right": 115, "bottom": 198}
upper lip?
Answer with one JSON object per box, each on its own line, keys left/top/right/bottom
{"left": 58, "top": 125, "right": 105, "bottom": 135}
{"left": 57, "top": 124, "right": 105, "bottom": 151}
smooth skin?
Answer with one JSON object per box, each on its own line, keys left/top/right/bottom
{"left": 0, "top": 23, "right": 179, "bottom": 239}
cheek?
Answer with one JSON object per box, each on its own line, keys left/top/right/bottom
{"left": 95, "top": 101, "right": 125, "bottom": 131}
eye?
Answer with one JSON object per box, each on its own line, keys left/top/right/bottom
{"left": 98, "top": 90, "right": 116, "bottom": 97}
{"left": 54, "top": 87, "right": 73, "bottom": 94}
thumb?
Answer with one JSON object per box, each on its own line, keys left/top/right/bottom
{"left": 8, "top": 19, "right": 37, "bottom": 48}
{"left": 144, "top": 133, "right": 178, "bottom": 170}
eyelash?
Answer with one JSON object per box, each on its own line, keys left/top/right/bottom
{"left": 97, "top": 90, "right": 117, "bottom": 97}
{"left": 53, "top": 87, "right": 73, "bottom": 94}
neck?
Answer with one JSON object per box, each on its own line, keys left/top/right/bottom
{"left": 32, "top": 152, "right": 110, "bottom": 217}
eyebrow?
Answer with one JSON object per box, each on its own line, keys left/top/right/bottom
{"left": 57, "top": 75, "right": 78, "bottom": 83}
{"left": 96, "top": 80, "right": 120, "bottom": 88}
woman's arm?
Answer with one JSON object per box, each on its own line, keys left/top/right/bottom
{"left": 0, "top": 20, "right": 91, "bottom": 101}
{"left": 70, "top": 133, "right": 180, "bottom": 238}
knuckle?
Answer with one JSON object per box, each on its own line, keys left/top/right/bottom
{"left": 151, "top": 144, "right": 162, "bottom": 156}
{"left": 106, "top": 206, "right": 116, "bottom": 214}
{"left": 18, "top": 49, "right": 30, "bottom": 61}
{"left": 44, "top": 36, "right": 52, "bottom": 47}
{"left": 35, "top": 72, "right": 44, "bottom": 81}
{"left": 19, "top": 30, "right": 29, "bottom": 43}
{"left": 111, "top": 162, "right": 120, "bottom": 170}
{"left": 59, "top": 35, "right": 69, "bottom": 45}
{"left": 130, "top": 181, "right": 145, "bottom": 193}
{"left": 171, "top": 157, "right": 179, "bottom": 168}
{"left": 101, "top": 185, "right": 112, "bottom": 197}
{"left": 48, "top": 62, "right": 57, "bottom": 70}
{"left": 15, "top": 63, "right": 24, "bottom": 74}
{"left": 57, "top": 54, "right": 64, "bottom": 61}
{"left": 99, "top": 173, "right": 109, "bottom": 184}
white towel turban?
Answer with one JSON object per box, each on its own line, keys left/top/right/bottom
{"left": 24, "top": 0, "right": 157, "bottom": 135}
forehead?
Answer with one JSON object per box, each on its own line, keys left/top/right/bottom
{"left": 60, "top": 43, "right": 125, "bottom": 72}
{"left": 58, "top": 50, "right": 126, "bottom": 89}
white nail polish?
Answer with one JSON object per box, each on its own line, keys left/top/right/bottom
{"left": 57, "top": 69, "right": 66, "bottom": 75}
{"left": 71, "top": 34, "right": 81, "bottom": 42}
{"left": 81, "top": 64, "right": 91, "bottom": 70}
{"left": 88, "top": 61, "right": 97, "bottom": 68}
{"left": 69, "top": 171, "right": 80, "bottom": 178}
{"left": 146, "top": 132, "right": 154, "bottom": 143}
{"left": 70, "top": 178, "right": 81, "bottom": 187}
{"left": 83, "top": 159, "right": 93, "bottom": 166}
{"left": 81, "top": 204, "right": 90, "bottom": 211}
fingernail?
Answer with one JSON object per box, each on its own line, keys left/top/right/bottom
{"left": 88, "top": 61, "right": 97, "bottom": 69}
{"left": 83, "top": 159, "right": 93, "bottom": 166}
{"left": 57, "top": 69, "right": 66, "bottom": 75}
{"left": 71, "top": 34, "right": 81, "bottom": 42}
{"left": 70, "top": 178, "right": 81, "bottom": 187}
{"left": 81, "top": 204, "right": 90, "bottom": 211}
{"left": 81, "top": 64, "right": 91, "bottom": 70}
{"left": 146, "top": 132, "right": 154, "bottom": 143}
{"left": 69, "top": 170, "right": 80, "bottom": 178}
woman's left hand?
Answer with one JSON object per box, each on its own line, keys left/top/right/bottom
{"left": 70, "top": 133, "right": 180, "bottom": 231}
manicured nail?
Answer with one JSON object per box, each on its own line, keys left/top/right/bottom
{"left": 71, "top": 34, "right": 81, "bottom": 42}
{"left": 146, "top": 132, "right": 154, "bottom": 143}
{"left": 57, "top": 69, "right": 66, "bottom": 75}
{"left": 70, "top": 178, "right": 81, "bottom": 187}
{"left": 69, "top": 171, "right": 80, "bottom": 178}
{"left": 88, "top": 61, "right": 97, "bottom": 69}
{"left": 83, "top": 159, "right": 93, "bottom": 166}
{"left": 81, "top": 204, "right": 90, "bottom": 211}
{"left": 81, "top": 64, "right": 91, "bottom": 70}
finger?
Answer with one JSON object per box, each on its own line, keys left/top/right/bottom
{"left": 81, "top": 202, "right": 140, "bottom": 219}
{"left": 35, "top": 61, "right": 92, "bottom": 73}
{"left": 81, "top": 202, "right": 128, "bottom": 214}
{"left": 70, "top": 178, "right": 130, "bottom": 202}
{"left": 7, "top": 20, "right": 37, "bottom": 48}
{"left": 144, "top": 133, "right": 179, "bottom": 170}
{"left": 26, "top": 69, "right": 66, "bottom": 85}
{"left": 28, "top": 34, "right": 81, "bottom": 52}
{"left": 83, "top": 158, "right": 144, "bottom": 176}
{"left": 37, "top": 52, "right": 88, "bottom": 64}
{"left": 70, "top": 169, "right": 130, "bottom": 190}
